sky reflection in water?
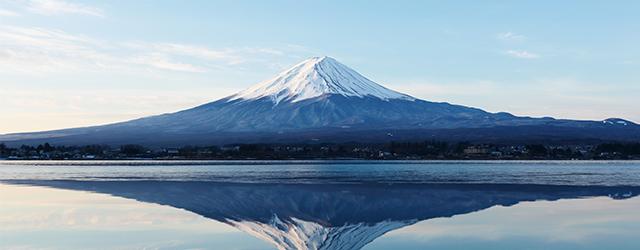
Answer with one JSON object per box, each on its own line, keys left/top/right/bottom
{"left": 0, "top": 184, "right": 271, "bottom": 250}
{"left": 366, "top": 197, "right": 640, "bottom": 250}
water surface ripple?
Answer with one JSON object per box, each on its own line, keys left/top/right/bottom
{"left": 1, "top": 160, "right": 639, "bottom": 186}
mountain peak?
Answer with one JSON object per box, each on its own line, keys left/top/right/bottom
{"left": 310, "top": 55, "right": 333, "bottom": 62}
{"left": 230, "top": 56, "right": 414, "bottom": 104}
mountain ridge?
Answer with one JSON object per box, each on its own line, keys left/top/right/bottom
{"left": 1, "top": 56, "right": 639, "bottom": 146}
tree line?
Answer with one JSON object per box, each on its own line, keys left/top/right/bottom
{"left": 1, "top": 141, "right": 639, "bottom": 160}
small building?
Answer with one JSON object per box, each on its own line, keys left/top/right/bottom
{"left": 164, "top": 148, "right": 179, "bottom": 154}
{"left": 464, "top": 146, "right": 489, "bottom": 155}
{"left": 221, "top": 146, "right": 240, "bottom": 152}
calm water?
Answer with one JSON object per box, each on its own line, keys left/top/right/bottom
{"left": 1, "top": 160, "right": 640, "bottom": 250}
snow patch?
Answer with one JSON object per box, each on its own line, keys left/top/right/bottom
{"left": 230, "top": 56, "right": 414, "bottom": 104}
{"left": 226, "top": 215, "right": 413, "bottom": 250}
{"left": 603, "top": 118, "right": 631, "bottom": 126}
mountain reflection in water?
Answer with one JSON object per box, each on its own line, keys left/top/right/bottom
{"left": 8, "top": 180, "right": 639, "bottom": 250}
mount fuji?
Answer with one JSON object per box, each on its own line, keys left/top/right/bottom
{"left": 1, "top": 56, "right": 639, "bottom": 146}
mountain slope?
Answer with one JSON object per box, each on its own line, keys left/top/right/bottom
{"left": 230, "top": 56, "right": 414, "bottom": 104}
{"left": 1, "top": 56, "right": 639, "bottom": 146}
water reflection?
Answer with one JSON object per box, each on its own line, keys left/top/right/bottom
{"left": 6, "top": 180, "right": 640, "bottom": 250}
{"left": 0, "top": 183, "right": 272, "bottom": 250}
{"left": 366, "top": 196, "right": 640, "bottom": 250}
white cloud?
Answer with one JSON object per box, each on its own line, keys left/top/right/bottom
{"left": 26, "top": 0, "right": 104, "bottom": 17}
{"left": 0, "top": 8, "right": 20, "bottom": 16}
{"left": 0, "top": 25, "right": 302, "bottom": 74}
{"left": 124, "top": 42, "right": 242, "bottom": 63}
{"left": 250, "top": 47, "right": 284, "bottom": 55}
{"left": 129, "top": 53, "right": 207, "bottom": 73}
{"left": 124, "top": 42, "right": 289, "bottom": 66}
{"left": 497, "top": 32, "right": 526, "bottom": 42}
{"left": 621, "top": 60, "right": 634, "bottom": 65}
{"left": 0, "top": 26, "right": 112, "bottom": 72}
{"left": 505, "top": 50, "right": 540, "bottom": 59}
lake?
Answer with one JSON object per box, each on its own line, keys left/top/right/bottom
{"left": 1, "top": 160, "right": 640, "bottom": 250}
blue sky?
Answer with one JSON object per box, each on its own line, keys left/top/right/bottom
{"left": 1, "top": 0, "right": 638, "bottom": 133}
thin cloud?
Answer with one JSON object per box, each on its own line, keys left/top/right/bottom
{"left": 0, "top": 25, "right": 306, "bottom": 74}
{"left": 129, "top": 53, "right": 207, "bottom": 73}
{"left": 124, "top": 41, "right": 290, "bottom": 66}
{"left": 0, "top": 25, "right": 112, "bottom": 72}
{"left": 506, "top": 50, "right": 540, "bottom": 59}
{"left": 394, "top": 78, "right": 639, "bottom": 123}
{"left": 26, "top": 0, "right": 104, "bottom": 17}
{"left": 0, "top": 8, "right": 20, "bottom": 16}
{"left": 497, "top": 32, "right": 526, "bottom": 42}
{"left": 621, "top": 60, "right": 634, "bottom": 65}
{"left": 124, "top": 42, "right": 241, "bottom": 62}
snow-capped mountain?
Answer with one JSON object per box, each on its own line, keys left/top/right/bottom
{"left": 0, "top": 56, "right": 638, "bottom": 146}
{"left": 229, "top": 56, "right": 414, "bottom": 104}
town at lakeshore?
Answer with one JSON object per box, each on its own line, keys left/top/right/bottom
{"left": 1, "top": 141, "right": 639, "bottom": 160}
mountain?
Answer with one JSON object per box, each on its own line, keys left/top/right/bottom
{"left": 1, "top": 56, "right": 639, "bottom": 146}
{"left": 229, "top": 56, "right": 414, "bottom": 104}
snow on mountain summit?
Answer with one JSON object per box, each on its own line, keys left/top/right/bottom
{"left": 230, "top": 56, "right": 414, "bottom": 104}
